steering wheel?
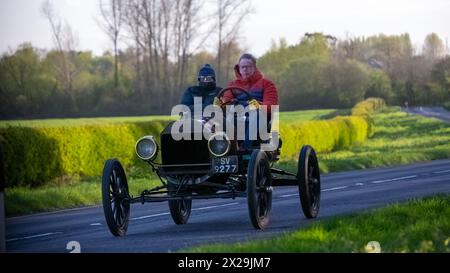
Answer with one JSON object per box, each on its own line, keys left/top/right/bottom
{"left": 216, "top": 86, "right": 254, "bottom": 106}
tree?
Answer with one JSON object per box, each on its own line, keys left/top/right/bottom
{"left": 278, "top": 55, "right": 330, "bottom": 110}
{"left": 430, "top": 56, "right": 450, "bottom": 102}
{"left": 423, "top": 33, "right": 445, "bottom": 63}
{"left": 213, "top": 0, "right": 252, "bottom": 85}
{"left": 365, "top": 69, "right": 393, "bottom": 103}
{"left": 98, "top": 0, "right": 125, "bottom": 88}
{"left": 0, "top": 44, "right": 54, "bottom": 118}
{"left": 41, "top": 0, "right": 78, "bottom": 111}
{"left": 333, "top": 60, "right": 370, "bottom": 108}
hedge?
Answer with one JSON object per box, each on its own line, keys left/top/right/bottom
{"left": 0, "top": 98, "right": 385, "bottom": 188}
{"left": 352, "top": 97, "right": 386, "bottom": 117}
{"left": 279, "top": 115, "right": 369, "bottom": 160}
{"left": 0, "top": 120, "right": 169, "bottom": 188}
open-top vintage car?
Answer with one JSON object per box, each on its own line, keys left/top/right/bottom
{"left": 102, "top": 87, "right": 321, "bottom": 236}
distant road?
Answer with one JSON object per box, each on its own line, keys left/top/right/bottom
{"left": 6, "top": 159, "right": 450, "bottom": 253}
{"left": 405, "top": 106, "right": 450, "bottom": 122}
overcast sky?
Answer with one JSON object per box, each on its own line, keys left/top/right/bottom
{"left": 1, "top": 0, "right": 449, "bottom": 57}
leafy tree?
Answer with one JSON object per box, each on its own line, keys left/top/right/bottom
{"left": 365, "top": 69, "right": 393, "bottom": 103}
{"left": 0, "top": 44, "right": 54, "bottom": 117}
{"left": 423, "top": 33, "right": 446, "bottom": 63}
{"left": 278, "top": 55, "right": 330, "bottom": 110}
{"left": 430, "top": 56, "right": 450, "bottom": 102}
{"left": 326, "top": 59, "right": 370, "bottom": 108}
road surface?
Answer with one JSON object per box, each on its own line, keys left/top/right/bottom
{"left": 405, "top": 106, "right": 450, "bottom": 122}
{"left": 5, "top": 159, "right": 450, "bottom": 253}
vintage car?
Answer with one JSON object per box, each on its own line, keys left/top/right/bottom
{"left": 102, "top": 87, "right": 321, "bottom": 236}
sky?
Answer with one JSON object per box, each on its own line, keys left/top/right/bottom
{"left": 0, "top": 0, "right": 449, "bottom": 57}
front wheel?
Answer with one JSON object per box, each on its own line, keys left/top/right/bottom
{"left": 168, "top": 185, "right": 192, "bottom": 225}
{"left": 298, "top": 145, "right": 321, "bottom": 218}
{"left": 168, "top": 199, "right": 192, "bottom": 225}
{"left": 102, "top": 159, "right": 130, "bottom": 236}
{"left": 247, "top": 150, "right": 273, "bottom": 229}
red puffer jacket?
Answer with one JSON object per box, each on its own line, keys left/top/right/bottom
{"left": 223, "top": 65, "right": 278, "bottom": 112}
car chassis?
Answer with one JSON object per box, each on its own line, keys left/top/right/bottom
{"left": 102, "top": 87, "right": 321, "bottom": 236}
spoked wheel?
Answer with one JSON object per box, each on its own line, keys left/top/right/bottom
{"left": 247, "top": 150, "right": 273, "bottom": 229}
{"left": 102, "top": 159, "right": 130, "bottom": 236}
{"left": 298, "top": 145, "right": 321, "bottom": 218}
{"left": 168, "top": 186, "right": 192, "bottom": 225}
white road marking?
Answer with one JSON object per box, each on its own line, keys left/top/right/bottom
{"left": 280, "top": 193, "right": 297, "bottom": 198}
{"left": 371, "top": 175, "right": 417, "bottom": 184}
{"left": 282, "top": 170, "right": 445, "bottom": 197}
{"left": 322, "top": 186, "right": 348, "bottom": 192}
{"left": 6, "top": 232, "right": 63, "bottom": 243}
{"left": 433, "top": 170, "right": 450, "bottom": 174}
{"left": 281, "top": 185, "right": 353, "bottom": 197}
{"left": 130, "top": 202, "right": 239, "bottom": 221}
{"left": 192, "top": 202, "right": 238, "bottom": 211}
{"left": 90, "top": 223, "right": 102, "bottom": 226}
{"left": 131, "top": 212, "right": 170, "bottom": 221}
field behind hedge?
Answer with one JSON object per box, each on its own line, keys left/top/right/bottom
{"left": 0, "top": 98, "right": 384, "bottom": 188}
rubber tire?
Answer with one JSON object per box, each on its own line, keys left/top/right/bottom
{"left": 298, "top": 145, "right": 321, "bottom": 218}
{"left": 168, "top": 198, "right": 192, "bottom": 225}
{"left": 247, "top": 150, "right": 273, "bottom": 229}
{"left": 168, "top": 182, "right": 192, "bottom": 225}
{"left": 102, "top": 159, "right": 130, "bottom": 236}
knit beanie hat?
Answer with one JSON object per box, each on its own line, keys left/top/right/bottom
{"left": 198, "top": 64, "right": 216, "bottom": 80}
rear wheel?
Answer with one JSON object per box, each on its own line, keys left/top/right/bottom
{"left": 298, "top": 146, "right": 321, "bottom": 218}
{"left": 168, "top": 185, "right": 192, "bottom": 225}
{"left": 247, "top": 150, "right": 273, "bottom": 229}
{"left": 102, "top": 159, "right": 130, "bottom": 236}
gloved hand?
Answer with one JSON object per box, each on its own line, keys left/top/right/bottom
{"left": 213, "top": 97, "right": 224, "bottom": 108}
{"left": 248, "top": 99, "right": 260, "bottom": 110}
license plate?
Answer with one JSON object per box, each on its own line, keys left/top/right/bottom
{"left": 212, "top": 156, "right": 238, "bottom": 173}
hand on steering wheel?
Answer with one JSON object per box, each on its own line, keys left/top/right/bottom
{"left": 215, "top": 87, "right": 257, "bottom": 109}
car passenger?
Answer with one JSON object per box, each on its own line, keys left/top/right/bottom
{"left": 180, "top": 64, "right": 222, "bottom": 113}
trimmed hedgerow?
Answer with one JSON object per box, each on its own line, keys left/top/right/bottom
{"left": 1, "top": 98, "right": 384, "bottom": 188}
{"left": 279, "top": 115, "right": 370, "bottom": 160}
{"left": 352, "top": 97, "right": 386, "bottom": 117}
{"left": 278, "top": 98, "right": 384, "bottom": 160}
{"left": 0, "top": 120, "right": 169, "bottom": 188}
{"left": 351, "top": 97, "right": 386, "bottom": 137}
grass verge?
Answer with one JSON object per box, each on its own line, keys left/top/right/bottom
{"left": 5, "top": 168, "right": 161, "bottom": 216}
{"left": 185, "top": 195, "right": 450, "bottom": 253}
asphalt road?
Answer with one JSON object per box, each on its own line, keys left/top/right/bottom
{"left": 5, "top": 159, "right": 450, "bottom": 253}
{"left": 405, "top": 106, "right": 450, "bottom": 122}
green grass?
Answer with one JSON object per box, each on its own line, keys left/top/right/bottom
{"left": 5, "top": 167, "right": 162, "bottom": 216}
{"left": 185, "top": 195, "right": 450, "bottom": 253}
{"left": 0, "top": 115, "right": 175, "bottom": 128}
{"left": 0, "top": 109, "right": 336, "bottom": 128}
{"left": 279, "top": 109, "right": 349, "bottom": 123}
